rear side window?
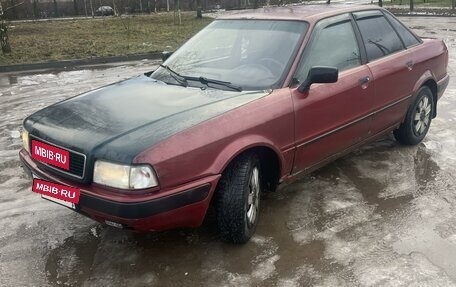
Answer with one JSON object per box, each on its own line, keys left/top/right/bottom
{"left": 384, "top": 12, "right": 420, "bottom": 48}
{"left": 355, "top": 11, "right": 403, "bottom": 62}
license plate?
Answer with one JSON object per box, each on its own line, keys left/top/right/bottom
{"left": 31, "top": 140, "right": 70, "bottom": 170}
{"left": 41, "top": 194, "right": 75, "bottom": 209}
{"left": 32, "top": 177, "right": 80, "bottom": 209}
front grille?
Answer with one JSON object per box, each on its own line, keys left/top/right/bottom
{"left": 30, "top": 136, "right": 87, "bottom": 179}
{"left": 69, "top": 152, "right": 85, "bottom": 178}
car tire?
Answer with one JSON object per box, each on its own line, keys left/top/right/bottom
{"left": 394, "top": 86, "right": 434, "bottom": 145}
{"left": 215, "top": 152, "right": 261, "bottom": 244}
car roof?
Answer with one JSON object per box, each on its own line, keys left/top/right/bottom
{"left": 218, "top": 4, "right": 382, "bottom": 23}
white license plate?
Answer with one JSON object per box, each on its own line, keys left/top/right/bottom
{"left": 33, "top": 173, "right": 76, "bottom": 209}
{"left": 41, "top": 194, "right": 75, "bottom": 209}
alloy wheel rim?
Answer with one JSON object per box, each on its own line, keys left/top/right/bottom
{"left": 413, "top": 95, "right": 432, "bottom": 136}
{"left": 247, "top": 167, "right": 260, "bottom": 225}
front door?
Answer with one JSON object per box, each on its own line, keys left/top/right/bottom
{"left": 290, "top": 14, "right": 374, "bottom": 174}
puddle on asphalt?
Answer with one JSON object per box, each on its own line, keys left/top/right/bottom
{"left": 414, "top": 144, "right": 440, "bottom": 187}
{"left": 45, "top": 226, "right": 101, "bottom": 286}
{"left": 393, "top": 226, "right": 456, "bottom": 280}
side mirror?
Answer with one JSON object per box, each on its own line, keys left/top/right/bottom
{"left": 298, "top": 66, "right": 339, "bottom": 93}
{"left": 161, "top": 51, "right": 173, "bottom": 62}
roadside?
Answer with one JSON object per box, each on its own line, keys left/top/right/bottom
{"left": 0, "top": 12, "right": 212, "bottom": 66}
{"left": 0, "top": 5, "right": 454, "bottom": 73}
{"left": 0, "top": 53, "right": 162, "bottom": 74}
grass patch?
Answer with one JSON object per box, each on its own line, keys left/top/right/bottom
{"left": 0, "top": 12, "right": 213, "bottom": 65}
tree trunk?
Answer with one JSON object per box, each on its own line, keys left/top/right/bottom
{"left": 196, "top": 0, "right": 201, "bottom": 18}
{"left": 33, "top": 0, "right": 38, "bottom": 19}
{"left": 113, "top": 0, "right": 117, "bottom": 15}
{"left": 84, "top": 0, "right": 88, "bottom": 16}
{"left": 0, "top": 2, "right": 11, "bottom": 53}
{"left": 139, "top": 0, "right": 143, "bottom": 12}
{"left": 378, "top": 0, "right": 383, "bottom": 6}
{"left": 90, "top": 0, "right": 94, "bottom": 17}
{"left": 326, "top": 0, "right": 330, "bottom": 4}
{"left": 409, "top": 0, "right": 414, "bottom": 11}
{"left": 452, "top": 0, "right": 455, "bottom": 10}
{"left": 53, "top": 0, "right": 58, "bottom": 17}
{"left": 253, "top": 0, "right": 259, "bottom": 8}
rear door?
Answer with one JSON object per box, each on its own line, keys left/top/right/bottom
{"left": 353, "top": 11, "right": 415, "bottom": 134}
{"left": 290, "top": 14, "right": 374, "bottom": 173}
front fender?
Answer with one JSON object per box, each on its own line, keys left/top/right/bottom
{"left": 208, "top": 134, "right": 288, "bottom": 177}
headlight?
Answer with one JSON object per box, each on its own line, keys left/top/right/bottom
{"left": 22, "top": 129, "right": 30, "bottom": 153}
{"left": 93, "top": 160, "right": 158, "bottom": 190}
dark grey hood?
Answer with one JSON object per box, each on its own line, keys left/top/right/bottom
{"left": 24, "top": 75, "right": 269, "bottom": 163}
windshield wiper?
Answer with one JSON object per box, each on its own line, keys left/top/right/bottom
{"left": 368, "top": 39, "right": 390, "bottom": 56}
{"left": 198, "top": 77, "right": 243, "bottom": 92}
{"left": 159, "top": 64, "right": 188, "bottom": 87}
{"left": 160, "top": 64, "right": 242, "bottom": 92}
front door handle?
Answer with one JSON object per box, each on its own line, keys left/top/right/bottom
{"left": 358, "top": 76, "right": 370, "bottom": 87}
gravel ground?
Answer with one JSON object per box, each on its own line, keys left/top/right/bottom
{"left": 0, "top": 16, "right": 456, "bottom": 287}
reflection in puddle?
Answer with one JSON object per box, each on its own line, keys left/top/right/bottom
{"left": 414, "top": 144, "right": 440, "bottom": 188}
{"left": 45, "top": 225, "right": 102, "bottom": 286}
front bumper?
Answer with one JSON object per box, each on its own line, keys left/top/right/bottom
{"left": 19, "top": 149, "right": 220, "bottom": 231}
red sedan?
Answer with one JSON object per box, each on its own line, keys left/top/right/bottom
{"left": 20, "top": 5, "right": 449, "bottom": 243}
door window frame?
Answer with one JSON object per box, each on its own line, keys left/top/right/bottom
{"left": 291, "top": 13, "right": 368, "bottom": 88}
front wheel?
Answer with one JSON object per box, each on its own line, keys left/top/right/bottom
{"left": 215, "top": 153, "right": 261, "bottom": 244}
{"left": 394, "top": 86, "right": 434, "bottom": 145}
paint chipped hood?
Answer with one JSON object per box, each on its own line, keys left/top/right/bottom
{"left": 23, "top": 75, "right": 269, "bottom": 164}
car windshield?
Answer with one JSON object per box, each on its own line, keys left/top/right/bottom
{"left": 151, "top": 19, "right": 308, "bottom": 91}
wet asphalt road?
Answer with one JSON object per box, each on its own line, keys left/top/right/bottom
{"left": 1, "top": 17, "right": 456, "bottom": 287}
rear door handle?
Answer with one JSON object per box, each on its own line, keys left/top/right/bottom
{"left": 406, "top": 61, "right": 414, "bottom": 70}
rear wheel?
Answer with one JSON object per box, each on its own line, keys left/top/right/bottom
{"left": 215, "top": 153, "right": 261, "bottom": 244}
{"left": 394, "top": 86, "right": 434, "bottom": 145}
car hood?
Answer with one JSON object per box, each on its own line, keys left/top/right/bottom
{"left": 24, "top": 75, "right": 270, "bottom": 163}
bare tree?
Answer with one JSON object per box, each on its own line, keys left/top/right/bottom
{"left": 1, "top": 1, "right": 23, "bottom": 53}
{"left": 90, "top": 0, "right": 94, "bottom": 17}
{"left": 33, "top": 0, "right": 38, "bottom": 19}
{"left": 196, "top": 0, "right": 201, "bottom": 18}
{"left": 53, "top": 0, "right": 58, "bottom": 17}
{"left": 0, "top": 2, "right": 10, "bottom": 53}
{"left": 173, "top": 0, "right": 181, "bottom": 24}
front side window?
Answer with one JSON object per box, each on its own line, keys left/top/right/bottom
{"left": 355, "top": 11, "right": 404, "bottom": 62}
{"left": 152, "top": 20, "right": 308, "bottom": 91}
{"left": 295, "top": 14, "right": 361, "bottom": 84}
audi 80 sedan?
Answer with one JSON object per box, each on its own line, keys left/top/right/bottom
{"left": 20, "top": 5, "right": 449, "bottom": 243}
